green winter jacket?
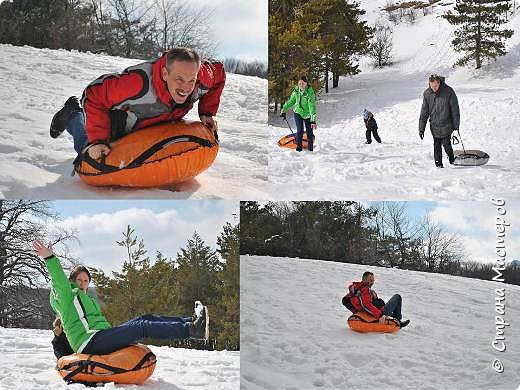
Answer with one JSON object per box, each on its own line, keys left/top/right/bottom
{"left": 282, "top": 85, "right": 317, "bottom": 123}
{"left": 45, "top": 255, "right": 111, "bottom": 353}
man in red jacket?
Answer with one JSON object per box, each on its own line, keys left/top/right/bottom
{"left": 342, "top": 271, "right": 410, "bottom": 328}
{"left": 50, "top": 48, "right": 226, "bottom": 159}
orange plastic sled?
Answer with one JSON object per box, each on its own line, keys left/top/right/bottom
{"left": 277, "top": 132, "right": 315, "bottom": 149}
{"left": 56, "top": 344, "right": 156, "bottom": 385}
{"left": 347, "top": 312, "right": 400, "bottom": 333}
{"left": 75, "top": 121, "right": 219, "bottom": 187}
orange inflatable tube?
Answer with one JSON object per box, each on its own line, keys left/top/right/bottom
{"left": 347, "top": 312, "right": 400, "bottom": 333}
{"left": 56, "top": 344, "right": 156, "bottom": 385}
{"left": 277, "top": 132, "right": 315, "bottom": 149}
{"left": 74, "top": 121, "right": 219, "bottom": 187}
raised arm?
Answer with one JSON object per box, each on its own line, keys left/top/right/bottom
{"left": 33, "top": 240, "right": 72, "bottom": 301}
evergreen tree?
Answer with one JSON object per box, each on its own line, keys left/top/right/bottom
{"left": 173, "top": 231, "right": 221, "bottom": 317}
{"left": 215, "top": 222, "right": 240, "bottom": 350}
{"left": 92, "top": 225, "right": 152, "bottom": 325}
{"left": 443, "top": 0, "right": 514, "bottom": 69}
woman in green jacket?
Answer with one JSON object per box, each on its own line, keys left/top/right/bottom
{"left": 33, "top": 240, "right": 209, "bottom": 356}
{"left": 280, "top": 75, "right": 317, "bottom": 152}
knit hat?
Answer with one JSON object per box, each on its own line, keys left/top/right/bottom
{"left": 363, "top": 109, "right": 369, "bottom": 119}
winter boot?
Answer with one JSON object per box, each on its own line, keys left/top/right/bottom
{"left": 50, "top": 96, "right": 82, "bottom": 138}
{"left": 365, "top": 140, "right": 372, "bottom": 144}
{"left": 448, "top": 155, "right": 455, "bottom": 165}
{"left": 435, "top": 161, "right": 444, "bottom": 168}
{"left": 399, "top": 319, "right": 410, "bottom": 328}
{"left": 189, "top": 303, "right": 209, "bottom": 340}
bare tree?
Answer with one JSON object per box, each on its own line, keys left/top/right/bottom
{"left": 368, "top": 22, "right": 393, "bottom": 67}
{"left": 153, "top": 0, "right": 218, "bottom": 58}
{"left": 0, "top": 200, "right": 76, "bottom": 327}
{"left": 108, "top": 0, "right": 155, "bottom": 57}
{"left": 419, "top": 215, "right": 465, "bottom": 272}
{"left": 372, "top": 202, "right": 421, "bottom": 268}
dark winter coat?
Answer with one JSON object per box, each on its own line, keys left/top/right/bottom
{"left": 364, "top": 115, "right": 378, "bottom": 132}
{"left": 52, "top": 331, "right": 74, "bottom": 360}
{"left": 344, "top": 281, "right": 384, "bottom": 318}
{"left": 419, "top": 77, "right": 460, "bottom": 138}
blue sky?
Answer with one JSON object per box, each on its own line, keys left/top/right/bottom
{"left": 193, "top": 0, "right": 267, "bottom": 61}
{"left": 50, "top": 200, "right": 239, "bottom": 275}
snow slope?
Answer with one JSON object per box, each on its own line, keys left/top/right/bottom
{"left": 269, "top": 3, "right": 520, "bottom": 200}
{"left": 0, "top": 327, "right": 239, "bottom": 389}
{"left": 241, "top": 255, "right": 520, "bottom": 389}
{"left": 0, "top": 45, "right": 267, "bottom": 199}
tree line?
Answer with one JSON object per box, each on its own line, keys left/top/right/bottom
{"left": 269, "top": 0, "right": 372, "bottom": 109}
{"left": 240, "top": 201, "right": 520, "bottom": 286}
{"left": 91, "top": 224, "right": 239, "bottom": 351}
{"left": 0, "top": 200, "right": 239, "bottom": 351}
{"left": 270, "top": 0, "right": 515, "bottom": 107}
{"left": 0, "top": 0, "right": 266, "bottom": 78}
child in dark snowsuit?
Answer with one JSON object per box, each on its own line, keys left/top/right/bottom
{"left": 363, "top": 109, "right": 381, "bottom": 144}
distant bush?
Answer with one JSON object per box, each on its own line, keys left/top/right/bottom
{"left": 223, "top": 58, "right": 267, "bottom": 79}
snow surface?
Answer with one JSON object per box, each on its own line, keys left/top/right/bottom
{"left": 0, "top": 327, "right": 239, "bottom": 389}
{"left": 0, "top": 45, "right": 267, "bottom": 199}
{"left": 241, "top": 255, "right": 520, "bottom": 389}
{"left": 269, "top": 2, "right": 520, "bottom": 200}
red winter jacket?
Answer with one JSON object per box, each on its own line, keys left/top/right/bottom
{"left": 346, "top": 281, "right": 383, "bottom": 318}
{"left": 81, "top": 52, "right": 226, "bottom": 143}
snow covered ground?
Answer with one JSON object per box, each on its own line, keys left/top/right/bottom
{"left": 0, "top": 45, "right": 267, "bottom": 199}
{"left": 269, "top": 2, "right": 520, "bottom": 200}
{"left": 241, "top": 255, "right": 520, "bottom": 389}
{"left": 0, "top": 327, "right": 239, "bottom": 389}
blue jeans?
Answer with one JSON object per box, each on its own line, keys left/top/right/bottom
{"left": 66, "top": 111, "right": 89, "bottom": 154}
{"left": 294, "top": 112, "right": 314, "bottom": 151}
{"left": 82, "top": 314, "right": 192, "bottom": 355}
{"left": 382, "top": 294, "right": 403, "bottom": 320}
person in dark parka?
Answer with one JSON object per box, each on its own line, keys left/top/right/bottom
{"left": 363, "top": 109, "right": 381, "bottom": 144}
{"left": 419, "top": 74, "right": 459, "bottom": 168}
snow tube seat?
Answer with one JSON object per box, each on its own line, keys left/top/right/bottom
{"left": 277, "top": 132, "right": 315, "bottom": 149}
{"left": 56, "top": 344, "right": 156, "bottom": 385}
{"left": 453, "top": 150, "right": 489, "bottom": 166}
{"left": 74, "top": 121, "right": 219, "bottom": 187}
{"left": 347, "top": 312, "right": 400, "bottom": 333}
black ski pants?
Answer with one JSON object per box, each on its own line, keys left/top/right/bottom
{"left": 433, "top": 135, "right": 454, "bottom": 165}
{"left": 366, "top": 129, "right": 381, "bottom": 143}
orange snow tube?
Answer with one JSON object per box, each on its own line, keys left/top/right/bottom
{"left": 277, "top": 132, "right": 315, "bottom": 149}
{"left": 56, "top": 344, "right": 156, "bottom": 385}
{"left": 347, "top": 312, "right": 400, "bottom": 333}
{"left": 75, "top": 121, "right": 219, "bottom": 187}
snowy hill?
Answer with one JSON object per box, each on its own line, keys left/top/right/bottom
{"left": 0, "top": 44, "right": 267, "bottom": 199}
{"left": 241, "top": 255, "right": 520, "bottom": 389}
{"left": 269, "top": 2, "right": 520, "bottom": 200}
{"left": 0, "top": 326, "right": 239, "bottom": 389}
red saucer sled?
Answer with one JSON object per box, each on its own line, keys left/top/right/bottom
{"left": 347, "top": 312, "right": 400, "bottom": 333}
{"left": 277, "top": 132, "right": 315, "bottom": 149}
{"left": 74, "top": 121, "right": 219, "bottom": 187}
{"left": 56, "top": 344, "right": 156, "bottom": 385}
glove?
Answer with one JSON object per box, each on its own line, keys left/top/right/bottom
{"left": 419, "top": 131, "right": 424, "bottom": 140}
{"left": 280, "top": 112, "right": 286, "bottom": 119}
